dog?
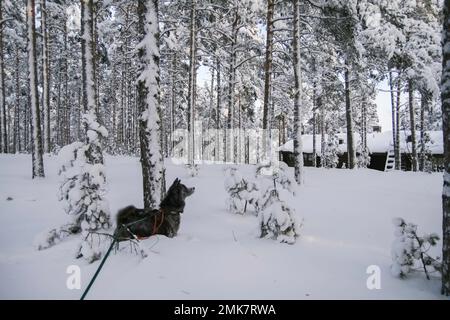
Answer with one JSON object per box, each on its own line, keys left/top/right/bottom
{"left": 114, "top": 178, "right": 195, "bottom": 241}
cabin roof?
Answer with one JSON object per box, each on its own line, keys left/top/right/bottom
{"left": 278, "top": 131, "right": 443, "bottom": 155}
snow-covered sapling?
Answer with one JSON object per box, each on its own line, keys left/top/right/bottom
{"left": 418, "top": 132, "right": 433, "bottom": 172}
{"left": 224, "top": 167, "right": 260, "bottom": 215}
{"left": 260, "top": 195, "right": 299, "bottom": 244}
{"left": 256, "top": 162, "right": 300, "bottom": 244}
{"left": 186, "top": 163, "right": 199, "bottom": 177}
{"left": 391, "top": 217, "right": 441, "bottom": 279}
{"left": 35, "top": 115, "right": 112, "bottom": 263}
{"left": 322, "top": 132, "right": 339, "bottom": 169}
{"left": 357, "top": 140, "right": 371, "bottom": 168}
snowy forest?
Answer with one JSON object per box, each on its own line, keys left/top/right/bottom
{"left": 0, "top": 0, "right": 449, "bottom": 300}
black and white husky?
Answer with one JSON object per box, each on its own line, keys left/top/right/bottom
{"left": 114, "top": 178, "right": 195, "bottom": 241}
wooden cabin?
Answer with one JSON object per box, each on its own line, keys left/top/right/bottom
{"left": 278, "top": 131, "right": 444, "bottom": 172}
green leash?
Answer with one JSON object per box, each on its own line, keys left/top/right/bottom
{"left": 80, "top": 238, "right": 116, "bottom": 300}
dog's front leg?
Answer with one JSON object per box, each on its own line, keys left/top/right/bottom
{"left": 139, "top": 244, "right": 148, "bottom": 259}
{"left": 121, "top": 224, "right": 148, "bottom": 259}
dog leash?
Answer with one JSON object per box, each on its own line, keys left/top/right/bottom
{"left": 80, "top": 237, "right": 116, "bottom": 300}
{"left": 80, "top": 209, "right": 168, "bottom": 300}
{"left": 80, "top": 222, "right": 144, "bottom": 300}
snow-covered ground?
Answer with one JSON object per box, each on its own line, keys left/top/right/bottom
{"left": 0, "top": 154, "right": 446, "bottom": 299}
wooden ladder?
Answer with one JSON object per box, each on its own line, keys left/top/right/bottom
{"left": 385, "top": 147, "right": 395, "bottom": 172}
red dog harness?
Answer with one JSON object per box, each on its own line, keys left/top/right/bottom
{"left": 136, "top": 208, "right": 165, "bottom": 240}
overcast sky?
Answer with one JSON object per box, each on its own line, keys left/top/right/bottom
{"left": 376, "top": 82, "right": 393, "bottom": 132}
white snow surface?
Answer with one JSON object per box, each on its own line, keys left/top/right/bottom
{"left": 0, "top": 154, "right": 447, "bottom": 299}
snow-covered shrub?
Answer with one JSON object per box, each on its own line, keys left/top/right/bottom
{"left": 224, "top": 167, "right": 260, "bottom": 215}
{"left": 391, "top": 217, "right": 441, "bottom": 279}
{"left": 322, "top": 132, "right": 339, "bottom": 168}
{"left": 255, "top": 162, "right": 296, "bottom": 200}
{"left": 186, "top": 163, "right": 199, "bottom": 177}
{"left": 260, "top": 196, "right": 299, "bottom": 244}
{"left": 33, "top": 223, "right": 81, "bottom": 250}
{"left": 36, "top": 113, "right": 112, "bottom": 263}
{"left": 418, "top": 132, "right": 433, "bottom": 173}
{"left": 255, "top": 162, "right": 300, "bottom": 244}
{"left": 271, "top": 162, "right": 296, "bottom": 196}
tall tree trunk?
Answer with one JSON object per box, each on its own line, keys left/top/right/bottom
{"left": 41, "top": 0, "right": 51, "bottom": 153}
{"left": 312, "top": 59, "right": 319, "bottom": 168}
{"left": 292, "top": 0, "right": 304, "bottom": 184}
{"left": 0, "top": 2, "right": 6, "bottom": 153}
{"left": 441, "top": 0, "right": 450, "bottom": 296}
{"left": 396, "top": 75, "right": 401, "bottom": 170}
{"left": 362, "top": 97, "right": 367, "bottom": 150}
{"left": 14, "top": 46, "right": 21, "bottom": 153}
{"left": 344, "top": 61, "right": 355, "bottom": 169}
{"left": 419, "top": 91, "right": 428, "bottom": 171}
{"left": 56, "top": 58, "right": 62, "bottom": 146}
{"left": 312, "top": 110, "right": 317, "bottom": 167}
{"left": 187, "top": 0, "right": 197, "bottom": 165}
{"left": 111, "top": 66, "right": 117, "bottom": 153}
{"left": 63, "top": 23, "right": 69, "bottom": 146}
{"left": 78, "top": 0, "right": 111, "bottom": 262}
{"left": 389, "top": 71, "right": 399, "bottom": 169}
{"left": 226, "top": 9, "right": 239, "bottom": 163}
{"left": 25, "top": 92, "right": 29, "bottom": 152}
{"left": 92, "top": 3, "right": 99, "bottom": 116}
{"left": 408, "top": 79, "right": 418, "bottom": 171}
{"left": 170, "top": 53, "right": 177, "bottom": 156}
{"left": 77, "top": 85, "right": 82, "bottom": 140}
{"left": 237, "top": 94, "right": 242, "bottom": 163}
{"left": 262, "top": 0, "right": 274, "bottom": 160}
{"left": 27, "top": 0, "right": 45, "bottom": 178}
{"left": 216, "top": 57, "right": 221, "bottom": 161}
{"left": 137, "top": 0, "right": 165, "bottom": 208}
{"left": 81, "top": 0, "right": 103, "bottom": 163}
{"left": 7, "top": 102, "right": 10, "bottom": 151}
{"left": 119, "top": 61, "right": 125, "bottom": 150}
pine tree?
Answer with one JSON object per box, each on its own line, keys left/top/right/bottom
{"left": 0, "top": 1, "right": 6, "bottom": 153}
{"left": 41, "top": 0, "right": 51, "bottom": 153}
{"left": 441, "top": 0, "right": 450, "bottom": 296}
{"left": 391, "top": 218, "right": 441, "bottom": 280}
{"left": 187, "top": 0, "right": 197, "bottom": 166}
{"left": 256, "top": 162, "right": 299, "bottom": 244}
{"left": 27, "top": 0, "right": 45, "bottom": 178}
{"left": 323, "top": 131, "right": 339, "bottom": 169}
{"left": 292, "top": 0, "right": 304, "bottom": 185}
{"left": 261, "top": 0, "right": 274, "bottom": 161}
{"left": 75, "top": 0, "right": 111, "bottom": 262}
{"left": 224, "top": 166, "right": 260, "bottom": 215}
{"left": 137, "top": 0, "right": 165, "bottom": 209}
{"left": 357, "top": 136, "right": 370, "bottom": 168}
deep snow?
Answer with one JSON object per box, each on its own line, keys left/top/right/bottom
{"left": 0, "top": 154, "right": 446, "bottom": 299}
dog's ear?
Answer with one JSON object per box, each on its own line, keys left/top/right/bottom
{"left": 173, "top": 178, "right": 180, "bottom": 186}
